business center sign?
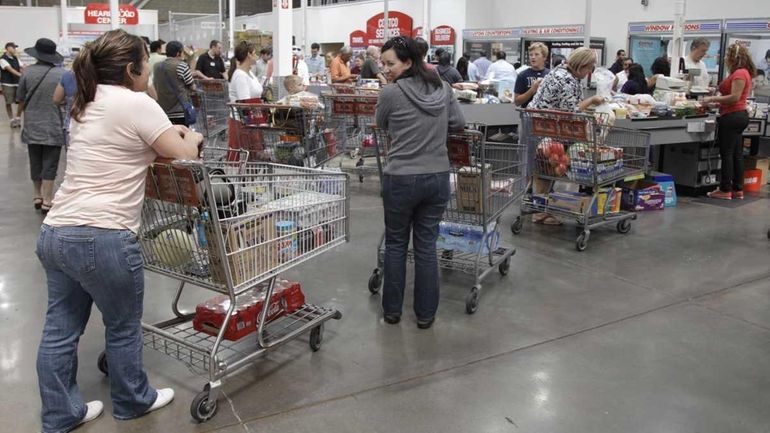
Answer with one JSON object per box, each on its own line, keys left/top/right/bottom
{"left": 84, "top": 3, "right": 139, "bottom": 25}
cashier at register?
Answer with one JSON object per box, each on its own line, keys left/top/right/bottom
{"left": 684, "top": 37, "right": 712, "bottom": 88}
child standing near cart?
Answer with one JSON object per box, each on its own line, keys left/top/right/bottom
{"left": 375, "top": 36, "right": 465, "bottom": 329}
{"left": 35, "top": 29, "right": 201, "bottom": 433}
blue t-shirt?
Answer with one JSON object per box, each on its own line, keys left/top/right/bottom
{"left": 514, "top": 67, "right": 550, "bottom": 108}
{"left": 60, "top": 71, "right": 76, "bottom": 131}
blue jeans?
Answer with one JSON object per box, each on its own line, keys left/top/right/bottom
{"left": 382, "top": 172, "right": 450, "bottom": 321}
{"left": 36, "top": 225, "right": 157, "bottom": 432}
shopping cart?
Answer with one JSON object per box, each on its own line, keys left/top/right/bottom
{"left": 514, "top": 109, "right": 651, "bottom": 251}
{"left": 228, "top": 102, "right": 344, "bottom": 168}
{"left": 193, "top": 79, "right": 230, "bottom": 147}
{"left": 367, "top": 126, "right": 527, "bottom": 314}
{"left": 96, "top": 156, "right": 349, "bottom": 422}
{"left": 320, "top": 93, "right": 379, "bottom": 182}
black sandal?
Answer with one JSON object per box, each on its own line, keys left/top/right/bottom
{"left": 41, "top": 203, "right": 52, "bottom": 214}
{"left": 33, "top": 197, "right": 43, "bottom": 210}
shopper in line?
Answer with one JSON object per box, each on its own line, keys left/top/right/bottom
{"left": 154, "top": 40, "right": 195, "bottom": 126}
{"left": 612, "top": 56, "right": 633, "bottom": 91}
{"left": 351, "top": 52, "right": 364, "bottom": 75}
{"left": 36, "top": 29, "right": 201, "bottom": 433}
{"left": 528, "top": 47, "right": 604, "bottom": 225}
{"left": 436, "top": 50, "right": 462, "bottom": 85}
{"left": 1, "top": 41, "right": 24, "bottom": 128}
{"left": 228, "top": 41, "right": 262, "bottom": 102}
{"left": 473, "top": 50, "right": 492, "bottom": 79}
{"left": 305, "top": 42, "right": 325, "bottom": 75}
{"left": 254, "top": 47, "right": 272, "bottom": 81}
{"left": 52, "top": 61, "right": 77, "bottom": 147}
{"left": 762, "top": 49, "right": 770, "bottom": 77}
{"left": 514, "top": 42, "right": 550, "bottom": 108}
{"left": 147, "top": 39, "right": 165, "bottom": 86}
{"left": 703, "top": 43, "right": 756, "bottom": 200}
{"left": 414, "top": 38, "right": 435, "bottom": 72}
{"left": 647, "top": 55, "right": 671, "bottom": 91}
{"left": 375, "top": 36, "right": 465, "bottom": 329}
{"left": 456, "top": 53, "right": 469, "bottom": 81}
{"left": 194, "top": 39, "right": 227, "bottom": 80}
{"left": 620, "top": 63, "right": 649, "bottom": 95}
{"left": 608, "top": 49, "right": 626, "bottom": 74}
{"left": 485, "top": 50, "right": 516, "bottom": 81}
{"left": 16, "top": 38, "right": 65, "bottom": 213}
{"left": 330, "top": 46, "right": 355, "bottom": 83}
{"left": 361, "top": 45, "right": 387, "bottom": 84}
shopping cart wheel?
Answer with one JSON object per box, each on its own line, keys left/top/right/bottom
{"left": 511, "top": 217, "right": 523, "bottom": 235}
{"left": 191, "top": 388, "right": 219, "bottom": 423}
{"left": 616, "top": 219, "right": 632, "bottom": 234}
{"left": 309, "top": 324, "right": 324, "bottom": 352}
{"left": 97, "top": 351, "right": 108, "bottom": 376}
{"left": 368, "top": 269, "right": 383, "bottom": 294}
{"left": 465, "top": 287, "right": 480, "bottom": 314}
{"left": 767, "top": 228, "right": 770, "bottom": 240}
{"left": 498, "top": 258, "right": 511, "bottom": 276}
{"left": 359, "top": 174, "right": 365, "bottom": 183}
{"left": 576, "top": 232, "right": 589, "bottom": 252}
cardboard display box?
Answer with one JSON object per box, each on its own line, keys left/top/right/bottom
{"left": 622, "top": 180, "right": 664, "bottom": 211}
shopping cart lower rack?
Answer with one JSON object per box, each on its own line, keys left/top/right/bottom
{"left": 96, "top": 158, "right": 349, "bottom": 422}
{"left": 513, "top": 109, "right": 651, "bottom": 251}
{"left": 367, "top": 126, "right": 527, "bottom": 313}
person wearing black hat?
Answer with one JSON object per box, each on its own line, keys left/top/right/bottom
{"left": 16, "top": 38, "right": 65, "bottom": 212}
{"left": 1, "top": 42, "right": 24, "bottom": 127}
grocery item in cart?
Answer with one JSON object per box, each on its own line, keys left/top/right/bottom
{"left": 149, "top": 229, "right": 196, "bottom": 268}
{"left": 193, "top": 279, "right": 306, "bottom": 341}
{"left": 455, "top": 165, "right": 491, "bottom": 213}
{"left": 536, "top": 137, "right": 570, "bottom": 177}
{"left": 567, "top": 143, "right": 624, "bottom": 183}
{"left": 436, "top": 221, "right": 499, "bottom": 255}
{"left": 207, "top": 213, "right": 279, "bottom": 287}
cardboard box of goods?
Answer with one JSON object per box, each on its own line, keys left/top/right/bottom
{"left": 207, "top": 213, "right": 278, "bottom": 287}
{"left": 455, "top": 165, "right": 491, "bottom": 213}
{"left": 547, "top": 191, "right": 592, "bottom": 214}
{"left": 621, "top": 180, "right": 664, "bottom": 211}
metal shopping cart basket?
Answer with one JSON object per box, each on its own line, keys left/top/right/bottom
{"left": 96, "top": 155, "right": 349, "bottom": 422}
{"left": 320, "top": 93, "right": 379, "bottom": 182}
{"left": 367, "top": 125, "right": 527, "bottom": 314}
{"left": 228, "top": 102, "right": 344, "bottom": 168}
{"left": 192, "top": 79, "right": 230, "bottom": 147}
{"left": 514, "top": 109, "right": 651, "bottom": 251}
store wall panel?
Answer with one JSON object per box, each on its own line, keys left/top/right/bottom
{"left": 0, "top": 6, "right": 61, "bottom": 51}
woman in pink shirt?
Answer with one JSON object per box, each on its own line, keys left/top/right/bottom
{"left": 36, "top": 30, "right": 201, "bottom": 432}
{"left": 703, "top": 43, "right": 756, "bottom": 200}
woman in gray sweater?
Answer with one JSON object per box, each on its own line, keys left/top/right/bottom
{"left": 375, "top": 36, "right": 465, "bottom": 329}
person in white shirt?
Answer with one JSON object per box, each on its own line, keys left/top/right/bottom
{"left": 228, "top": 41, "right": 263, "bottom": 102}
{"left": 684, "top": 37, "right": 712, "bottom": 88}
{"left": 613, "top": 57, "right": 633, "bottom": 91}
{"left": 485, "top": 51, "right": 517, "bottom": 82}
{"left": 473, "top": 50, "right": 492, "bottom": 79}
{"left": 305, "top": 42, "right": 325, "bottom": 75}
{"left": 467, "top": 60, "right": 479, "bottom": 82}
{"left": 292, "top": 46, "right": 310, "bottom": 85}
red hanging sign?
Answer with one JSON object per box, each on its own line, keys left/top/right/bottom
{"left": 412, "top": 27, "right": 423, "bottom": 38}
{"left": 84, "top": 3, "right": 139, "bottom": 25}
{"left": 430, "top": 25, "right": 455, "bottom": 45}
{"left": 349, "top": 30, "right": 368, "bottom": 48}
{"left": 365, "top": 11, "right": 413, "bottom": 46}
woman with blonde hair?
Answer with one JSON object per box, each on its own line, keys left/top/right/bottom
{"left": 703, "top": 43, "right": 756, "bottom": 200}
{"left": 36, "top": 29, "right": 201, "bottom": 432}
{"left": 527, "top": 47, "right": 604, "bottom": 225}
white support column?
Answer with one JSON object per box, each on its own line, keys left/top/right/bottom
{"left": 60, "top": 0, "right": 68, "bottom": 54}
{"left": 229, "top": 0, "right": 235, "bottom": 56}
{"left": 422, "top": 0, "right": 430, "bottom": 40}
{"left": 110, "top": 0, "right": 120, "bottom": 30}
{"left": 584, "top": 0, "right": 592, "bottom": 48}
{"left": 671, "top": 0, "right": 687, "bottom": 76}
{"left": 383, "top": 0, "right": 389, "bottom": 40}
{"left": 273, "top": 0, "right": 293, "bottom": 77}
{"left": 303, "top": 0, "right": 308, "bottom": 53}
{"left": 218, "top": 0, "right": 224, "bottom": 51}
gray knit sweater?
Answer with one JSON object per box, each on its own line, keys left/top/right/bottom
{"left": 375, "top": 76, "right": 465, "bottom": 175}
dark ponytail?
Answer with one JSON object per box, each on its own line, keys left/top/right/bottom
{"left": 381, "top": 36, "right": 442, "bottom": 90}
{"left": 228, "top": 41, "right": 255, "bottom": 82}
{"left": 71, "top": 29, "right": 147, "bottom": 122}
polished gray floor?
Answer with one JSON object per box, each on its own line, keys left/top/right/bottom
{"left": 2, "top": 118, "right": 770, "bottom": 433}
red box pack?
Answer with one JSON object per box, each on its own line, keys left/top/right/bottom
{"left": 193, "top": 280, "right": 305, "bottom": 341}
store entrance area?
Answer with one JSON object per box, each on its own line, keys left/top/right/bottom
{"left": 2, "top": 119, "right": 770, "bottom": 431}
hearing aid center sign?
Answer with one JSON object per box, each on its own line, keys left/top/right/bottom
{"left": 84, "top": 3, "right": 139, "bottom": 25}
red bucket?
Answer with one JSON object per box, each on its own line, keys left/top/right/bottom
{"left": 744, "top": 169, "right": 763, "bottom": 192}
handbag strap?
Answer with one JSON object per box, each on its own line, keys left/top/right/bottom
{"left": 161, "top": 62, "right": 189, "bottom": 108}
{"left": 24, "top": 66, "right": 54, "bottom": 107}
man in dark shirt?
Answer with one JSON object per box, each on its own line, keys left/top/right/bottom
{"left": 360, "top": 45, "right": 386, "bottom": 84}
{"left": 194, "top": 40, "right": 227, "bottom": 80}
{"left": 608, "top": 49, "right": 626, "bottom": 74}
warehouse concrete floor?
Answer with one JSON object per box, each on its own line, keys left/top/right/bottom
{"left": 3, "top": 119, "right": 770, "bottom": 433}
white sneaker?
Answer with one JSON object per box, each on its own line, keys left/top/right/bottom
{"left": 76, "top": 401, "right": 104, "bottom": 427}
{"left": 146, "top": 388, "right": 175, "bottom": 414}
